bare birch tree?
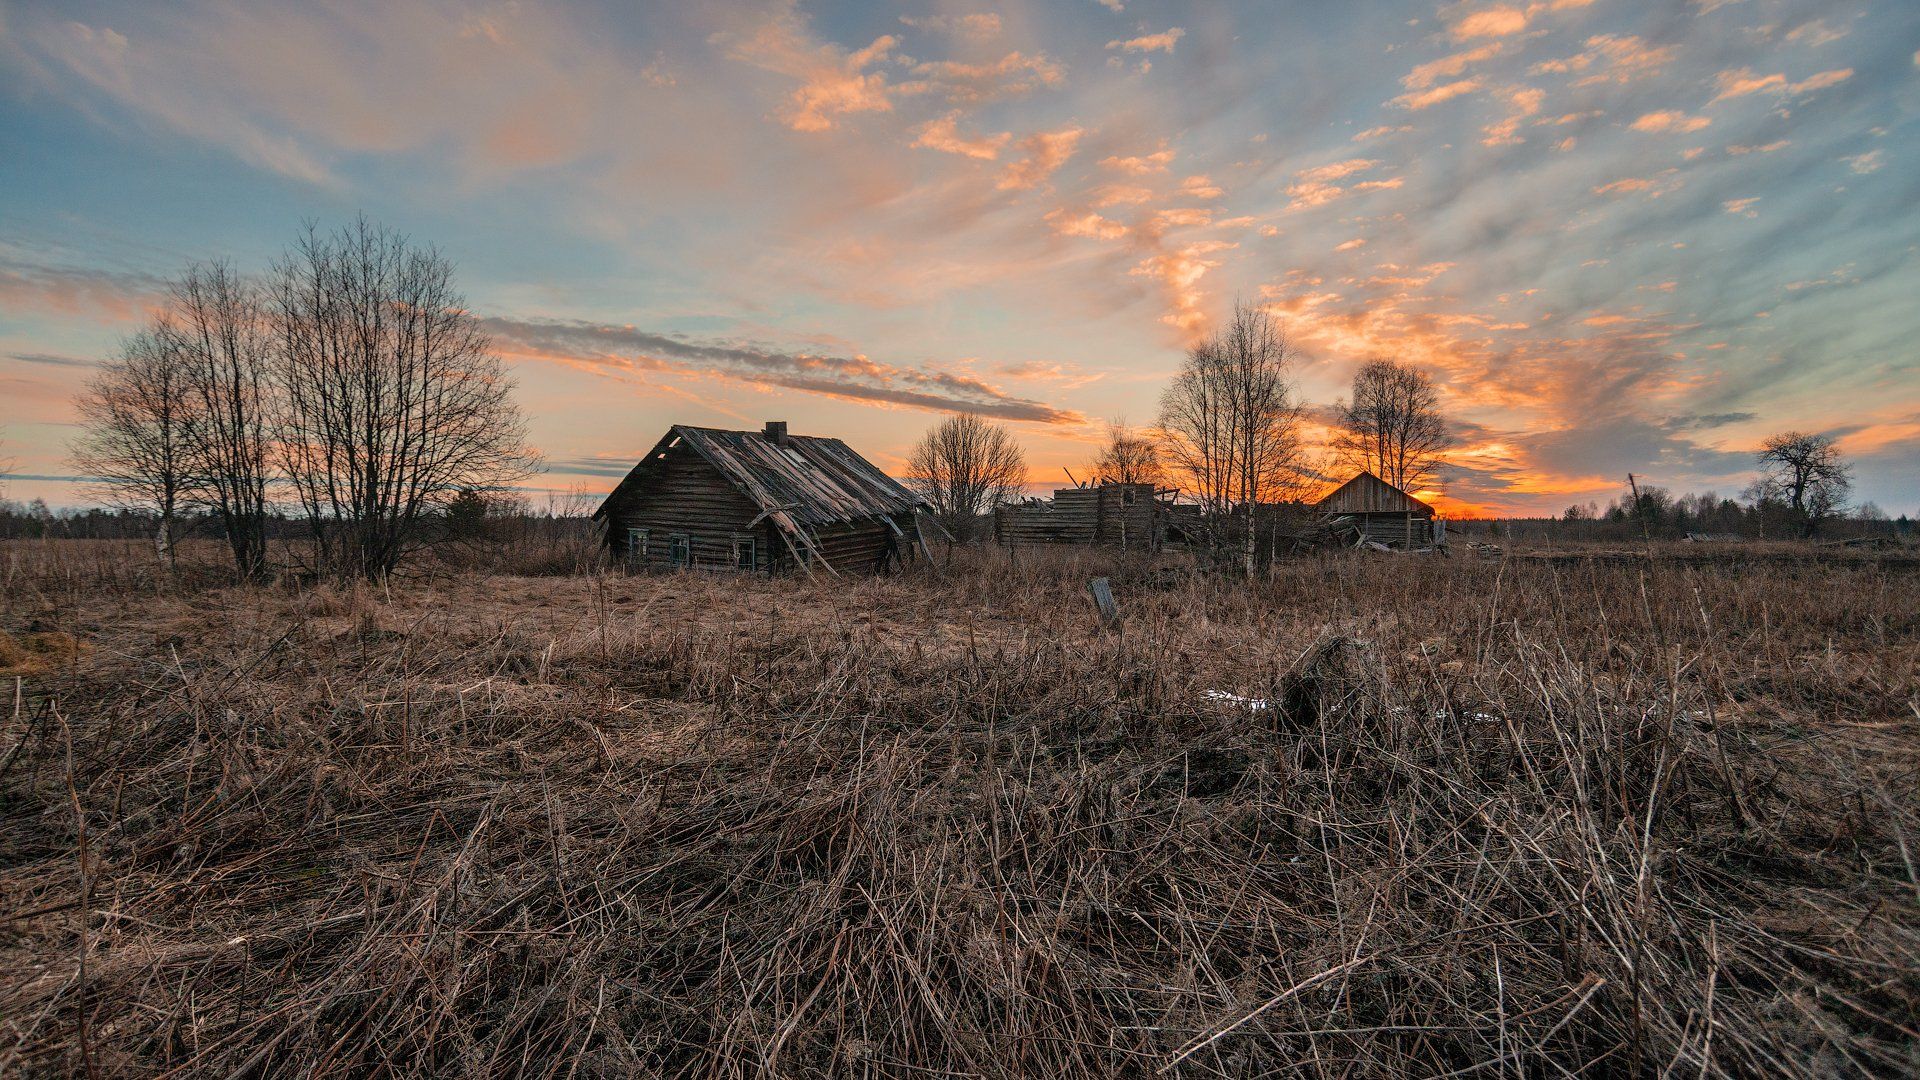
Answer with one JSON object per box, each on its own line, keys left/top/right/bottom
{"left": 268, "top": 218, "right": 536, "bottom": 581}
{"left": 906, "top": 413, "right": 1027, "bottom": 543}
{"left": 1330, "top": 359, "right": 1448, "bottom": 491}
{"left": 1090, "top": 421, "right": 1164, "bottom": 487}
{"left": 1158, "top": 301, "right": 1305, "bottom": 576}
{"left": 70, "top": 325, "right": 199, "bottom": 568}
{"left": 171, "top": 261, "right": 276, "bottom": 579}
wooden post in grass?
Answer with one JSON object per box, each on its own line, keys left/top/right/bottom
{"left": 1087, "top": 577, "right": 1121, "bottom": 632}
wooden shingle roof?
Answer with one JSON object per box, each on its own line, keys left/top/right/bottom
{"left": 593, "top": 425, "right": 929, "bottom": 534}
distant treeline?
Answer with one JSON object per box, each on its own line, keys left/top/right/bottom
{"left": 0, "top": 493, "right": 571, "bottom": 540}
{"left": 1449, "top": 485, "right": 1910, "bottom": 543}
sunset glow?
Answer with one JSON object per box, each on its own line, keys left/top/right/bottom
{"left": 3, "top": 1, "right": 1916, "bottom": 516}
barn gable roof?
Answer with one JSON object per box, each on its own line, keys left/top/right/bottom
{"left": 593, "top": 424, "right": 929, "bottom": 534}
{"left": 1315, "top": 471, "right": 1436, "bottom": 517}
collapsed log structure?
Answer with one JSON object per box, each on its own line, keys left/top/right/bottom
{"left": 592, "top": 421, "right": 938, "bottom": 574}
{"left": 994, "top": 483, "right": 1168, "bottom": 550}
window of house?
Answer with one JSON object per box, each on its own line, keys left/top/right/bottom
{"left": 1121, "top": 487, "right": 1137, "bottom": 506}
{"left": 732, "top": 533, "right": 757, "bottom": 570}
{"left": 626, "top": 528, "right": 649, "bottom": 559}
{"left": 668, "top": 533, "right": 691, "bottom": 567}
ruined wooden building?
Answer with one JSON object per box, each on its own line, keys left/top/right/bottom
{"left": 1315, "top": 471, "right": 1440, "bottom": 549}
{"left": 592, "top": 422, "right": 935, "bottom": 574}
{"left": 994, "top": 482, "right": 1166, "bottom": 550}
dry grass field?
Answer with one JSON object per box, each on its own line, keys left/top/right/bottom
{"left": 1, "top": 539, "right": 1917, "bottom": 1077}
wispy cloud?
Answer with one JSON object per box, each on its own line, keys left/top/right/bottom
{"left": 997, "top": 127, "right": 1084, "bottom": 190}
{"left": 896, "top": 13, "right": 1002, "bottom": 41}
{"left": 912, "top": 112, "right": 1010, "bottom": 159}
{"left": 1631, "top": 110, "right": 1711, "bottom": 134}
{"left": 1710, "top": 66, "right": 1852, "bottom": 102}
{"left": 1099, "top": 149, "right": 1176, "bottom": 173}
{"left": 1393, "top": 78, "right": 1483, "bottom": 110}
{"left": 481, "top": 317, "right": 1081, "bottom": 424}
{"left": 1106, "top": 28, "right": 1185, "bottom": 54}
{"left": 1843, "top": 149, "right": 1883, "bottom": 174}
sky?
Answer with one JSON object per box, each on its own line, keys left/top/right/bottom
{"left": 2, "top": 0, "right": 1916, "bottom": 517}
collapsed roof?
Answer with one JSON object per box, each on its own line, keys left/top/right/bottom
{"left": 593, "top": 424, "right": 930, "bottom": 538}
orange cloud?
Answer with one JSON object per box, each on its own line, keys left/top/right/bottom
{"left": 1592, "top": 171, "right": 1681, "bottom": 197}
{"left": 1482, "top": 86, "right": 1545, "bottom": 145}
{"left": 1107, "top": 28, "right": 1185, "bottom": 53}
{"left": 1152, "top": 207, "right": 1215, "bottom": 229}
{"left": 763, "top": 33, "right": 899, "bottom": 132}
{"left": 911, "top": 111, "right": 1010, "bottom": 159}
{"left": 1532, "top": 34, "right": 1675, "bottom": 85}
{"left": 1631, "top": 110, "right": 1711, "bottom": 133}
{"left": 1393, "top": 78, "right": 1483, "bottom": 110}
{"left": 1131, "top": 240, "right": 1235, "bottom": 337}
{"left": 1099, "top": 148, "right": 1175, "bottom": 173}
{"left": 897, "top": 51, "right": 1066, "bottom": 102}
{"left": 1403, "top": 42, "right": 1505, "bottom": 89}
{"left": 1451, "top": 7, "right": 1530, "bottom": 40}
{"left": 1046, "top": 208, "right": 1128, "bottom": 240}
{"left": 1296, "top": 158, "right": 1379, "bottom": 183}
{"left": 1179, "top": 174, "right": 1223, "bottom": 199}
{"left": 997, "top": 127, "right": 1084, "bottom": 190}
{"left": 1711, "top": 66, "right": 1852, "bottom": 102}
{"left": 1448, "top": 0, "right": 1598, "bottom": 42}
{"left": 1285, "top": 159, "right": 1389, "bottom": 210}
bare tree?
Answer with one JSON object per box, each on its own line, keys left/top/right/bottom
{"left": 1330, "top": 359, "right": 1448, "bottom": 491}
{"left": 70, "top": 325, "right": 199, "bottom": 568}
{"left": 269, "top": 218, "right": 536, "bottom": 581}
{"left": 1090, "top": 420, "right": 1164, "bottom": 487}
{"left": 1158, "top": 300, "right": 1306, "bottom": 576}
{"left": 171, "top": 261, "right": 277, "bottom": 580}
{"left": 1755, "top": 431, "right": 1851, "bottom": 538}
{"left": 906, "top": 413, "right": 1027, "bottom": 543}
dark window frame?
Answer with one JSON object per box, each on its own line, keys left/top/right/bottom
{"left": 731, "top": 533, "right": 758, "bottom": 571}
{"left": 668, "top": 532, "right": 691, "bottom": 567}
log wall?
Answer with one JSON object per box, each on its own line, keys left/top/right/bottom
{"left": 995, "top": 484, "right": 1160, "bottom": 549}
{"left": 603, "top": 442, "right": 770, "bottom": 571}
{"left": 602, "top": 441, "right": 911, "bottom": 574}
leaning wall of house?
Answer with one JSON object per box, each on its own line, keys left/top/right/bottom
{"left": 605, "top": 443, "right": 771, "bottom": 571}
{"left": 797, "top": 520, "right": 898, "bottom": 574}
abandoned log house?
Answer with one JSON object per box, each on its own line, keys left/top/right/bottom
{"left": 995, "top": 482, "right": 1165, "bottom": 550}
{"left": 592, "top": 422, "right": 936, "bottom": 574}
{"left": 1315, "top": 470, "right": 1441, "bottom": 549}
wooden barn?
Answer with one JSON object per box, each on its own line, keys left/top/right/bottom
{"left": 1316, "top": 471, "right": 1440, "bottom": 549}
{"left": 592, "top": 422, "right": 936, "bottom": 574}
{"left": 995, "top": 483, "right": 1164, "bottom": 550}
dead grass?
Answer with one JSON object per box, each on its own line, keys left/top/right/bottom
{"left": 0, "top": 544, "right": 1916, "bottom": 1076}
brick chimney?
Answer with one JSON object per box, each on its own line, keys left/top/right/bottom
{"left": 763, "top": 420, "right": 789, "bottom": 445}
